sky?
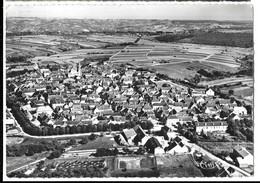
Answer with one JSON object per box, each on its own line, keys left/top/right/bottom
{"left": 5, "top": 2, "right": 253, "bottom": 21}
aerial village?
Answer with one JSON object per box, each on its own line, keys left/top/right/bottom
{"left": 6, "top": 59, "right": 253, "bottom": 178}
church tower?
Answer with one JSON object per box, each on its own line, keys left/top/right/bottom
{"left": 77, "top": 62, "right": 82, "bottom": 77}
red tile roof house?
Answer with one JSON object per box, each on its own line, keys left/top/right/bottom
{"left": 196, "top": 121, "right": 228, "bottom": 135}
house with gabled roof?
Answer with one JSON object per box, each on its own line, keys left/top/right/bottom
{"left": 205, "top": 88, "right": 215, "bottom": 96}
{"left": 22, "top": 88, "right": 36, "bottom": 97}
{"left": 71, "top": 104, "right": 83, "bottom": 114}
{"left": 51, "top": 98, "right": 65, "bottom": 110}
{"left": 196, "top": 97, "right": 206, "bottom": 105}
{"left": 114, "top": 134, "right": 129, "bottom": 146}
{"left": 165, "top": 137, "right": 189, "bottom": 155}
{"left": 36, "top": 105, "right": 53, "bottom": 116}
{"left": 132, "top": 125, "right": 146, "bottom": 145}
{"left": 147, "top": 111, "right": 156, "bottom": 120}
{"left": 204, "top": 106, "right": 218, "bottom": 115}
{"left": 144, "top": 137, "right": 162, "bottom": 154}
{"left": 121, "top": 128, "right": 137, "bottom": 145}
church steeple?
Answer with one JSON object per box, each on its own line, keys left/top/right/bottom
{"left": 77, "top": 62, "right": 82, "bottom": 77}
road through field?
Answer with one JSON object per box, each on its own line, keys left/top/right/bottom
{"left": 199, "top": 78, "right": 253, "bottom": 87}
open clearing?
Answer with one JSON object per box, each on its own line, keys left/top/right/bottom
{"left": 6, "top": 152, "right": 50, "bottom": 173}
{"left": 70, "top": 137, "right": 119, "bottom": 151}
{"left": 156, "top": 154, "right": 204, "bottom": 177}
{"left": 197, "top": 142, "right": 254, "bottom": 155}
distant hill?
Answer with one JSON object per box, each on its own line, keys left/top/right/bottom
{"left": 6, "top": 18, "right": 253, "bottom": 35}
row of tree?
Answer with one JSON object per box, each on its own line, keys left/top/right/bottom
{"left": 27, "top": 118, "right": 153, "bottom": 137}
{"left": 6, "top": 140, "right": 65, "bottom": 157}
{"left": 227, "top": 119, "right": 253, "bottom": 142}
{"left": 7, "top": 133, "right": 99, "bottom": 157}
{"left": 7, "top": 97, "right": 40, "bottom": 136}
{"left": 92, "top": 147, "right": 147, "bottom": 157}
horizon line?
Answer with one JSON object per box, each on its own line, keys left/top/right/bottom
{"left": 7, "top": 17, "right": 253, "bottom": 22}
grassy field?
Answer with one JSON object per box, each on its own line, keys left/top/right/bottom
{"left": 110, "top": 169, "right": 160, "bottom": 177}
{"left": 197, "top": 141, "right": 254, "bottom": 155}
{"left": 156, "top": 154, "right": 204, "bottom": 177}
{"left": 145, "top": 61, "right": 223, "bottom": 80}
{"left": 6, "top": 152, "right": 50, "bottom": 173}
{"left": 221, "top": 87, "right": 254, "bottom": 97}
{"left": 6, "top": 137, "right": 24, "bottom": 145}
{"left": 70, "top": 136, "right": 119, "bottom": 151}
{"left": 20, "top": 135, "right": 93, "bottom": 145}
